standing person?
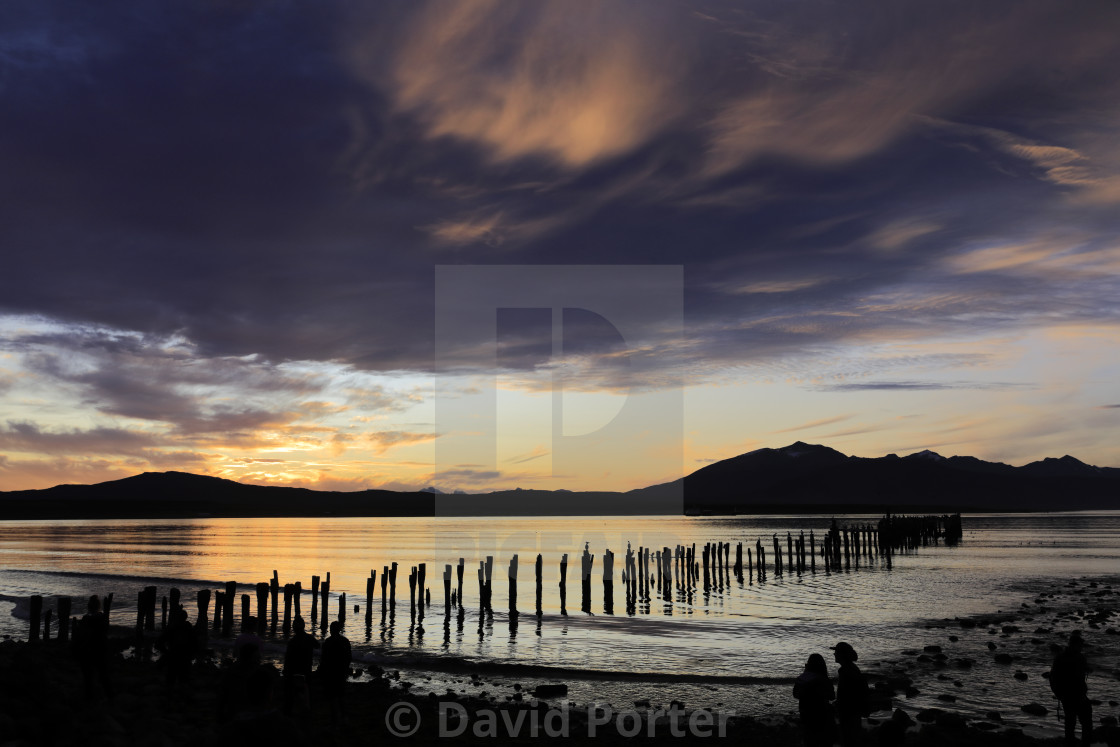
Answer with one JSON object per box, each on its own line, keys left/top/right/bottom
{"left": 1050, "top": 630, "right": 1092, "bottom": 746}
{"left": 74, "top": 595, "right": 113, "bottom": 703}
{"left": 319, "top": 620, "right": 352, "bottom": 725}
{"left": 793, "top": 653, "right": 836, "bottom": 747}
{"left": 283, "top": 616, "right": 318, "bottom": 716}
{"left": 833, "top": 641, "right": 869, "bottom": 746}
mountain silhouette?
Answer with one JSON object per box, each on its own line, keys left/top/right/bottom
{"left": 1, "top": 443, "right": 1117, "bottom": 518}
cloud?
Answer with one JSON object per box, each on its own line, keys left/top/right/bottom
{"left": 367, "top": 430, "right": 436, "bottom": 454}
{"left": 771, "top": 415, "right": 854, "bottom": 434}
{"left": 815, "top": 380, "right": 1030, "bottom": 392}
{"left": 365, "top": 1, "right": 687, "bottom": 168}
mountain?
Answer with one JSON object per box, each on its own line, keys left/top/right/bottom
{"left": 1, "top": 443, "right": 1117, "bottom": 518}
{"left": 0, "top": 471, "right": 435, "bottom": 519}
{"left": 666, "top": 443, "right": 1120, "bottom": 513}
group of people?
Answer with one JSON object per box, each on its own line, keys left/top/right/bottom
{"left": 793, "top": 641, "right": 870, "bottom": 746}
{"left": 794, "top": 632, "right": 1095, "bottom": 746}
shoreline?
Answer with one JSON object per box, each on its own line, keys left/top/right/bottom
{"left": 4, "top": 577, "right": 1119, "bottom": 745}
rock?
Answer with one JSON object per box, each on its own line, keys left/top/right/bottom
{"left": 1002, "top": 625, "right": 1019, "bottom": 634}
{"left": 917, "top": 654, "right": 933, "bottom": 663}
{"left": 948, "top": 635, "right": 958, "bottom": 642}
{"left": 959, "top": 619, "right": 976, "bottom": 629}
{"left": 1013, "top": 671, "right": 1028, "bottom": 681}
{"left": 994, "top": 653, "right": 1014, "bottom": 664}
{"left": 1021, "top": 703, "right": 1048, "bottom": 717}
{"left": 987, "top": 642, "right": 998, "bottom": 651}
{"left": 915, "top": 708, "right": 943, "bottom": 723}
{"left": 905, "top": 686, "right": 920, "bottom": 698}
{"left": 532, "top": 683, "right": 569, "bottom": 698}
{"left": 953, "top": 658, "right": 974, "bottom": 669}
{"left": 923, "top": 645, "right": 942, "bottom": 653}
{"left": 937, "top": 693, "right": 957, "bottom": 702}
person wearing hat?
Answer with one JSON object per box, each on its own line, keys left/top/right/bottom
{"left": 1050, "top": 630, "right": 1092, "bottom": 745}
{"left": 832, "top": 642, "right": 870, "bottom": 746}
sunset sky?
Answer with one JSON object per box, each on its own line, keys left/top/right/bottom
{"left": 2, "top": 1, "right": 1119, "bottom": 493}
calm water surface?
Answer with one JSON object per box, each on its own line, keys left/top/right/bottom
{"left": 2, "top": 513, "right": 1118, "bottom": 729}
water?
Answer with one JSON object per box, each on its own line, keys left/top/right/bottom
{"left": 2, "top": 513, "right": 1119, "bottom": 733}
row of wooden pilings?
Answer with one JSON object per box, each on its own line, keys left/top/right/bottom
{"left": 23, "top": 514, "right": 961, "bottom": 641}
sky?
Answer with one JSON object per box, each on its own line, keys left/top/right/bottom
{"left": 2, "top": 0, "right": 1120, "bottom": 493}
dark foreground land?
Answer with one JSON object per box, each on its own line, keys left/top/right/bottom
{"left": 6, "top": 576, "right": 1120, "bottom": 747}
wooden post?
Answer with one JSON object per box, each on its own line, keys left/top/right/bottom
{"left": 366, "top": 572, "right": 376, "bottom": 621}
{"left": 381, "top": 566, "right": 388, "bottom": 614}
{"left": 270, "top": 572, "right": 280, "bottom": 634}
{"left": 256, "top": 583, "right": 269, "bottom": 633}
{"left": 535, "top": 554, "right": 543, "bottom": 616}
{"left": 389, "top": 563, "right": 397, "bottom": 607}
{"left": 170, "top": 587, "right": 181, "bottom": 613}
{"left": 222, "top": 582, "right": 236, "bottom": 637}
{"left": 320, "top": 572, "right": 330, "bottom": 631}
{"left": 197, "top": 589, "right": 211, "bottom": 626}
{"left": 213, "top": 591, "right": 224, "bottom": 632}
{"left": 161, "top": 596, "right": 168, "bottom": 629}
{"left": 43, "top": 609, "right": 52, "bottom": 641}
{"left": 810, "top": 531, "right": 816, "bottom": 572}
{"left": 338, "top": 592, "right": 346, "bottom": 624}
{"left": 456, "top": 559, "right": 464, "bottom": 609}
{"left": 409, "top": 567, "right": 417, "bottom": 616}
{"left": 29, "top": 595, "right": 42, "bottom": 642}
{"left": 241, "top": 594, "right": 251, "bottom": 632}
{"left": 136, "top": 590, "right": 145, "bottom": 632}
{"left": 310, "top": 575, "right": 320, "bottom": 626}
{"left": 102, "top": 593, "right": 113, "bottom": 625}
{"left": 508, "top": 555, "right": 518, "bottom": 615}
{"left": 559, "top": 553, "right": 568, "bottom": 615}
{"left": 58, "top": 597, "right": 72, "bottom": 642}
{"left": 417, "top": 564, "right": 427, "bottom": 610}
{"left": 603, "top": 549, "right": 614, "bottom": 615}
{"left": 293, "top": 581, "right": 302, "bottom": 621}
{"left": 283, "top": 584, "right": 293, "bottom": 636}
{"left": 443, "top": 565, "right": 452, "bottom": 614}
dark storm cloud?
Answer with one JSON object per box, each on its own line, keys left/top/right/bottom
{"left": 1, "top": 0, "right": 1119, "bottom": 379}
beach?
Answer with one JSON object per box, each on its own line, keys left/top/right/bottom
{"left": 3, "top": 575, "right": 1119, "bottom": 746}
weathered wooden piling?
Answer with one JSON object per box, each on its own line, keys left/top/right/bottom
{"left": 255, "top": 583, "right": 268, "bottom": 632}
{"left": 456, "top": 559, "right": 464, "bottom": 608}
{"left": 535, "top": 554, "right": 543, "bottom": 616}
{"left": 240, "top": 594, "right": 250, "bottom": 632}
{"left": 161, "top": 596, "right": 168, "bottom": 629}
{"left": 381, "top": 566, "right": 388, "bottom": 614}
{"left": 57, "top": 597, "right": 71, "bottom": 642}
{"left": 338, "top": 592, "right": 346, "bottom": 624}
{"left": 559, "top": 553, "right": 569, "bottom": 615}
{"left": 310, "top": 575, "right": 320, "bottom": 625}
{"left": 213, "top": 591, "right": 224, "bottom": 632}
{"left": 29, "top": 595, "right": 42, "bottom": 641}
{"left": 320, "top": 572, "right": 330, "bottom": 631}
{"left": 603, "top": 548, "right": 614, "bottom": 614}
{"left": 270, "top": 572, "right": 280, "bottom": 633}
{"left": 197, "top": 589, "right": 210, "bottom": 626}
{"left": 443, "top": 565, "right": 452, "bottom": 613}
{"left": 508, "top": 555, "right": 518, "bottom": 614}
{"left": 366, "top": 572, "right": 376, "bottom": 621}
{"left": 283, "top": 584, "right": 293, "bottom": 635}
{"left": 293, "top": 581, "right": 302, "bottom": 620}
{"left": 389, "top": 563, "right": 398, "bottom": 607}
{"left": 221, "top": 582, "right": 236, "bottom": 637}
{"left": 417, "top": 564, "right": 427, "bottom": 610}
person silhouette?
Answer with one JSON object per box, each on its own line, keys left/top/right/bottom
{"left": 793, "top": 653, "right": 836, "bottom": 747}
{"left": 319, "top": 620, "right": 352, "bottom": 725}
{"left": 832, "top": 641, "right": 870, "bottom": 746}
{"left": 1050, "top": 630, "right": 1092, "bottom": 745}
{"left": 74, "top": 594, "right": 112, "bottom": 703}
{"left": 282, "top": 615, "right": 319, "bottom": 716}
